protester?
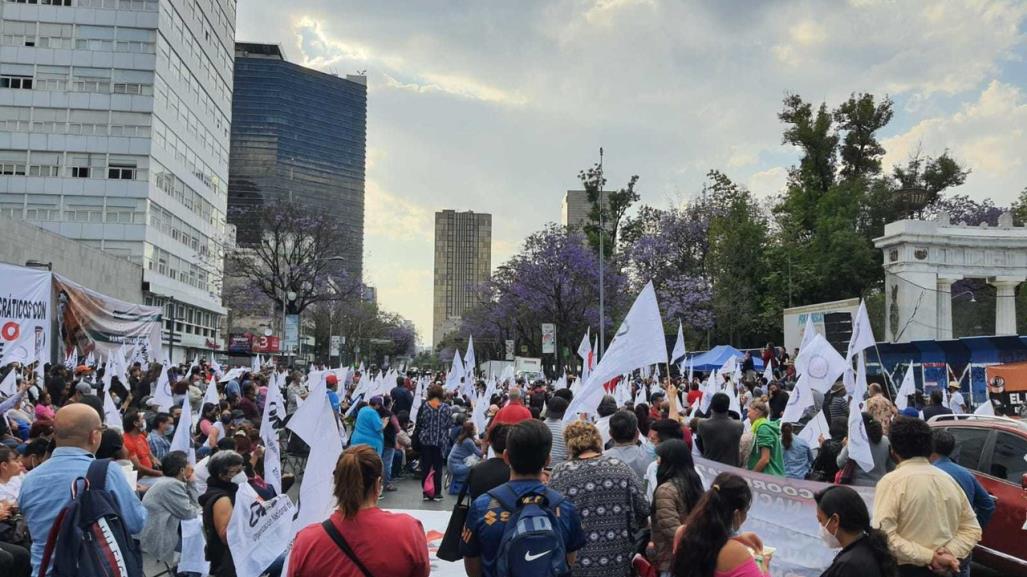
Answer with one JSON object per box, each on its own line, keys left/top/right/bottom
{"left": 391, "top": 376, "right": 414, "bottom": 417}
{"left": 697, "top": 392, "right": 743, "bottom": 467}
{"left": 930, "top": 428, "right": 994, "bottom": 575}
{"left": 0, "top": 446, "right": 24, "bottom": 501}
{"left": 746, "top": 398, "right": 784, "bottom": 476}
{"left": 488, "top": 387, "right": 532, "bottom": 429}
{"left": 19, "top": 404, "right": 147, "bottom": 575}
{"left": 349, "top": 398, "right": 385, "bottom": 456}
{"left": 767, "top": 382, "right": 789, "bottom": 420}
{"left": 594, "top": 394, "right": 619, "bottom": 446}
{"left": 466, "top": 424, "right": 511, "bottom": 500}
{"left": 199, "top": 449, "right": 246, "bottom": 577}
{"left": 147, "top": 412, "right": 173, "bottom": 464}
{"left": 140, "top": 450, "right": 200, "bottom": 565}
{"left": 780, "top": 422, "right": 814, "bottom": 480}
{"left": 461, "top": 419, "right": 586, "bottom": 577}
{"left": 379, "top": 396, "right": 401, "bottom": 492}
{"left": 814, "top": 485, "right": 897, "bottom": 577}
{"left": 550, "top": 420, "right": 649, "bottom": 577}
{"left": 649, "top": 439, "right": 704, "bottom": 575}
{"left": 823, "top": 382, "right": 849, "bottom": 423}
{"left": 872, "top": 416, "right": 980, "bottom": 577}
{"left": 122, "top": 408, "right": 162, "bottom": 485}
{"left": 837, "top": 413, "right": 893, "bottom": 486}
{"left": 946, "top": 382, "right": 967, "bottom": 415}
{"left": 287, "top": 445, "right": 429, "bottom": 577}
{"left": 543, "top": 396, "right": 569, "bottom": 466}
{"left": 810, "top": 417, "right": 848, "bottom": 482}
{"left": 415, "top": 384, "right": 451, "bottom": 501}
{"left": 605, "top": 409, "right": 652, "bottom": 482}
{"left": 645, "top": 418, "right": 686, "bottom": 502}
{"left": 921, "top": 391, "right": 952, "bottom": 421}
{"left": 447, "top": 420, "right": 482, "bottom": 494}
{"left": 864, "top": 384, "right": 897, "bottom": 435}
{"left": 671, "top": 472, "right": 768, "bottom": 577}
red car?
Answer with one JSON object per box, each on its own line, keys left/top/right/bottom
{"left": 928, "top": 414, "right": 1027, "bottom": 576}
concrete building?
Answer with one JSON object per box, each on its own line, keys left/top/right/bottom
{"left": 561, "top": 189, "right": 608, "bottom": 231}
{"left": 228, "top": 42, "right": 366, "bottom": 280}
{"left": 433, "top": 210, "right": 491, "bottom": 346}
{"left": 0, "top": 0, "right": 236, "bottom": 362}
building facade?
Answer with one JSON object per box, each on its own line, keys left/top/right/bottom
{"left": 561, "top": 189, "right": 608, "bottom": 232}
{"left": 433, "top": 210, "right": 491, "bottom": 346}
{"left": 0, "top": 0, "right": 236, "bottom": 362}
{"left": 228, "top": 42, "right": 366, "bottom": 280}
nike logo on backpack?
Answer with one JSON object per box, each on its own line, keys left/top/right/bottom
{"left": 524, "top": 550, "right": 551, "bottom": 561}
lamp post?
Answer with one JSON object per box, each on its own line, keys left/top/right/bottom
{"left": 597, "top": 147, "right": 606, "bottom": 359}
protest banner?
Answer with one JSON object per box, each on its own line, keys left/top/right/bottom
{"left": 691, "top": 456, "right": 875, "bottom": 577}
{"left": 53, "top": 273, "right": 161, "bottom": 362}
{"left": 0, "top": 262, "right": 52, "bottom": 368}
{"left": 227, "top": 483, "right": 294, "bottom": 577}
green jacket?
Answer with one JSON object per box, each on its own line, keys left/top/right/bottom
{"left": 746, "top": 417, "right": 784, "bottom": 476}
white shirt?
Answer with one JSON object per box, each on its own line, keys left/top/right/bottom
{"left": 0, "top": 473, "right": 24, "bottom": 502}
{"left": 948, "top": 391, "right": 966, "bottom": 414}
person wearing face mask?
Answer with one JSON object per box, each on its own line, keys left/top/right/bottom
{"left": 140, "top": 450, "right": 200, "bottom": 566}
{"left": 207, "top": 410, "right": 233, "bottom": 449}
{"left": 147, "top": 413, "right": 173, "bottom": 465}
{"left": 19, "top": 404, "right": 147, "bottom": 576}
{"left": 671, "top": 472, "right": 768, "bottom": 577}
{"left": 814, "top": 485, "right": 896, "bottom": 577}
{"left": 122, "top": 408, "right": 162, "bottom": 486}
{"left": 199, "top": 449, "right": 247, "bottom": 577}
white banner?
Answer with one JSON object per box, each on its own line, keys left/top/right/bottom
{"left": 541, "top": 323, "right": 556, "bottom": 354}
{"left": 691, "top": 456, "right": 875, "bottom": 577}
{"left": 0, "top": 263, "right": 52, "bottom": 368}
{"left": 227, "top": 483, "right": 295, "bottom": 577}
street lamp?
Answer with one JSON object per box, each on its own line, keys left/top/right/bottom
{"left": 953, "top": 290, "right": 976, "bottom": 303}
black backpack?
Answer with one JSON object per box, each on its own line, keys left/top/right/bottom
{"left": 39, "top": 459, "right": 143, "bottom": 577}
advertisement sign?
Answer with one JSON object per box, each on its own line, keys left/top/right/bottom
{"left": 54, "top": 273, "right": 161, "bottom": 362}
{"left": 505, "top": 339, "right": 514, "bottom": 360}
{"left": 284, "top": 315, "right": 299, "bottom": 353}
{"left": 0, "top": 263, "right": 52, "bottom": 365}
{"left": 541, "top": 323, "right": 556, "bottom": 354}
{"left": 251, "top": 335, "right": 280, "bottom": 354}
{"left": 329, "top": 335, "right": 342, "bottom": 356}
{"left": 228, "top": 334, "right": 252, "bottom": 354}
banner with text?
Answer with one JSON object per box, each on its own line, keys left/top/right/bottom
{"left": 0, "top": 263, "right": 52, "bottom": 365}
{"left": 54, "top": 273, "right": 162, "bottom": 362}
{"left": 692, "top": 456, "right": 875, "bottom": 577}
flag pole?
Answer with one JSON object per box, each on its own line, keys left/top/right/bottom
{"left": 597, "top": 147, "right": 606, "bottom": 361}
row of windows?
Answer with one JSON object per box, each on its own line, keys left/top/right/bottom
{"left": 4, "top": 0, "right": 158, "bottom": 11}
{"left": 158, "top": 2, "right": 232, "bottom": 118}
{"left": 1, "top": 20, "right": 156, "bottom": 54}
{"left": 150, "top": 159, "right": 225, "bottom": 232}
{"left": 0, "top": 150, "right": 147, "bottom": 180}
{"left": 149, "top": 200, "right": 218, "bottom": 260}
{"left": 0, "top": 192, "right": 146, "bottom": 225}
{"left": 157, "top": 37, "right": 230, "bottom": 142}
{"left": 0, "top": 106, "right": 151, "bottom": 137}
{"left": 166, "top": 0, "right": 235, "bottom": 81}
{"left": 146, "top": 244, "right": 215, "bottom": 294}
{"left": 146, "top": 296, "right": 220, "bottom": 337}
{"left": 0, "top": 73, "right": 152, "bottom": 96}
{"left": 154, "top": 74, "right": 228, "bottom": 171}
{"left": 152, "top": 116, "right": 225, "bottom": 198}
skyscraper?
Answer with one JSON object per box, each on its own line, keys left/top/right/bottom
{"left": 0, "top": 0, "right": 236, "bottom": 361}
{"left": 561, "top": 189, "right": 608, "bottom": 231}
{"left": 228, "top": 42, "right": 366, "bottom": 280}
{"left": 433, "top": 210, "right": 491, "bottom": 346}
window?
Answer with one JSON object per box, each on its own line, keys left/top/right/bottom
{"left": 0, "top": 107, "right": 30, "bottom": 131}
{"left": 35, "top": 66, "right": 70, "bottom": 91}
{"left": 71, "top": 167, "right": 90, "bottom": 178}
{"left": 108, "top": 164, "right": 135, "bottom": 179}
{"left": 989, "top": 433, "right": 1027, "bottom": 484}
{"left": 946, "top": 427, "right": 992, "bottom": 472}
{"left": 63, "top": 196, "right": 103, "bottom": 223}
{"left": 0, "top": 76, "right": 32, "bottom": 89}
{"left": 28, "top": 151, "right": 60, "bottom": 177}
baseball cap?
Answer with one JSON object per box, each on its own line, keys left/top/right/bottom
{"left": 75, "top": 381, "right": 93, "bottom": 395}
{"left": 326, "top": 373, "right": 339, "bottom": 385}
{"left": 74, "top": 365, "right": 93, "bottom": 375}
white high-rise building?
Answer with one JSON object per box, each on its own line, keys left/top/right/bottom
{"left": 0, "top": 0, "right": 235, "bottom": 362}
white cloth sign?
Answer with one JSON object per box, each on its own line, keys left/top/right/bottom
{"left": 169, "top": 394, "right": 195, "bottom": 463}
{"left": 781, "top": 376, "right": 814, "bottom": 424}
{"left": 0, "top": 263, "right": 51, "bottom": 371}
{"left": 846, "top": 395, "right": 875, "bottom": 472}
{"left": 671, "top": 321, "right": 686, "bottom": 364}
{"left": 565, "top": 281, "right": 668, "bottom": 421}
{"left": 152, "top": 364, "right": 174, "bottom": 412}
{"left": 259, "top": 376, "right": 286, "bottom": 494}
{"left": 227, "top": 483, "right": 294, "bottom": 577}
{"left": 797, "top": 410, "right": 829, "bottom": 448}
{"left": 444, "top": 353, "right": 464, "bottom": 393}
{"left": 895, "top": 362, "right": 916, "bottom": 411}
{"left": 103, "top": 390, "right": 123, "bottom": 432}
{"left": 178, "top": 517, "right": 210, "bottom": 575}
{"left": 287, "top": 376, "right": 342, "bottom": 536}
{"left": 794, "top": 334, "right": 847, "bottom": 393}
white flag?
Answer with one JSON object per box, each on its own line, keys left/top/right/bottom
{"left": 794, "top": 334, "right": 848, "bottom": 393}
{"left": 762, "top": 360, "right": 774, "bottom": 384}
{"left": 846, "top": 300, "right": 876, "bottom": 361}
{"left": 287, "top": 376, "right": 342, "bottom": 535}
{"left": 577, "top": 330, "right": 592, "bottom": 383}
{"left": 780, "top": 376, "right": 814, "bottom": 423}
{"left": 847, "top": 395, "right": 875, "bottom": 472}
{"left": 227, "top": 483, "right": 294, "bottom": 577}
{"left": 671, "top": 321, "right": 686, "bottom": 364}
{"left": 169, "top": 394, "right": 195, "bottom": 463}
{"left": 209, "top": 357, "right": 223, "bottom": 376}
{"left": 698, "top": 377, "right": 715, "bottom": 414}
{"left": 64, "top": 349, "right": 77, "bottom": 371}
{"left": 800, "top": 314, "right": 818, "bottom": 353}
{"left": 895, "top": 362, "right": 916, "bottom": 411}
{"left": 444, "top": 352, "right": 464, "bottom": 393}
{"left": 251, "top": 354, "right": 261, "bottom": 373}
{"left": 634, "top": 382, "right": 647, "bottom": 406}
{"left": 103, "top": 390, "right": 123, "bottom": 432}
{"left": 464, "top": 335, "right": 476, "bottom": 381}
{"left": 178, "top": 518, "right": 210, "bottom": 575}
{"left": 203, "top": 374, "right": 220, "bottom": 408}
{"left": 797, "top": 409, "right": 829, "bottom": 447}
{"left": 725, "top": 379, "right": 741, "bottom": 416}
{"left": 471, "top": 377, "right": 497, "bottom": 435}
{"left": 974, "top": 399, "right": 995, "bottom": 416}
{"left": 564, "top": 282, "right": 667, "bottom": 421}
{"left": 0, "top": 369, "right": 16, "bottom": 397}
{"left": 152, "top": 364, "right": 174, "bottom": 412}
{"left": 259, "top": 376, "right": 286, "bottom": 494}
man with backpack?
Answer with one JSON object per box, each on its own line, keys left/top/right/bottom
{"left": 19, "top": 404, "right": 147, "bottom": 576}
{"left": 461, "top": 419, "right": 585, "bottom": 577}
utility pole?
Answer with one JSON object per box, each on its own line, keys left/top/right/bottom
{"left": 597, "top": 147, "right": 606, "bottom": 359}
{"left": 167, "top": 296, "right": 176, "bottom": 363}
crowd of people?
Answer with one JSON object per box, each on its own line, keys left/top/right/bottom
{"left": 0, "top": 347, "right": 1001, "bottom": 577}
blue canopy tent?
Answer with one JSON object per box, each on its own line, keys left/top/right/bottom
{"left": 685, "top": 345, "right": 764, "bottom": 372}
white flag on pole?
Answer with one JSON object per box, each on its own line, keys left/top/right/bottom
{"left": 227, "top": 483, "right": 294, "bottom": 577}
{"left": 671, "top": 321, "right": 686, "bottom": 365}
{"left": 781, "top": 376, "right": 814, "bottom": 424}
{"left": 287, "top": 376, "right": 342, "bottom": 535}
{"left": 103, "top": 391, "right": 123, "bottom": 431}
{"left": 762, "top": 359, "right": 774, "bottom": 384}
{"left": 152, "top": 364, "right": 174, "bottom": 413}
{"left": 169, "top": 394, "right": 195, "bottom": 463}
{"left": 794, "top": 334, "right": 848, "bottom": 393}
{"left": 444, "top": 352, "right": 464, "bottom": 392}
{"left": 797, "top": 409, "right": 830, "bottom": 447}
{"left": 203, "top": 374, "right": 220, "bottom": 408}
{"left": 564, "top": 281, "right": 667, "bottom": 421}
{"left": 259, "top": 376, "right": 286, "bottom": 494}
{"left": 895, "top": 361, "right": 916, "bottom": 411}
{"left": 577, "top": 330, "right": 592, "bottom": 383}
{"left": 463, "top": 335, "right": 476, "bottom": 381}
{"left": 209, "top": 357, "right": 222, "bottom": 377}
{"left": 471, "top": 377, "right": 497, "bottom": 435}
{"left": 846, "top": 300, "right": 876, "bottom": 361}
{"left": 800, "top": 314, "right": 818, "bottom": 353}
{"left": 846, "top": 395, "right": 875, "bottom": 472}
{"left": 0, "top": 369, "right": 16, "bottom": 397}
{"left": 974, "top": 398, "right": 995, "bottom": 416}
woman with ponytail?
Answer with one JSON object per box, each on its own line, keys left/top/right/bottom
{"left": 671, "top": 472, "right": 769, "bottom": 577}
{"left": 814, "top": 485, "right": 896, "bottom": 577}
{"left": 287, "top": 445, "right": 429, "bottom": 577}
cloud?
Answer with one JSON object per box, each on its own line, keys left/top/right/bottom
{"left": 882, "top": 80, "right": 1027, "bottom": 204}
{"left": 383, "top": 71, "right": 527, "bottom": 106}
{"left": 747, "top": 166, "right": 789, "bottom": 199}
{"left": 364, "top": 180, "right": 433, "bottom": 242}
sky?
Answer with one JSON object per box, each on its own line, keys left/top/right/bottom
{"left": 235, "top": 0, "right": 1027, "bottom": 346}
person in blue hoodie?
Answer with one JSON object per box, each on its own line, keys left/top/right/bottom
{"left": 349, "top": 396, "right": 385, "bottom": 456}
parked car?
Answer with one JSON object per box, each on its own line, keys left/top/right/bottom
{"left": 927, "top": 414, "right": 1027, "bottom": 576}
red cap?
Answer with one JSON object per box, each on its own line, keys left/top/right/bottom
{"left": 326, "top": 374, "right": 338, "bottom": 385}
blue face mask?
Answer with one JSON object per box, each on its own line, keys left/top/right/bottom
{"left": 166, "top": 424, "right": 175, "bottom": 436}
{"left": 645, "top": 441, "right": 657, "bottom": 459}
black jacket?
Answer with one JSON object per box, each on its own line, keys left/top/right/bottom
{"left": 697, "top": 413, "right": 744, "bottom": 467}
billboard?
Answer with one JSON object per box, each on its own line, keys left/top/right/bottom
{"left": 541, "top": 323, "right": 556, "bottom": 354}
{"left": 0, "top": 263, "right": 52, "bottom": 367}
{"left": 54, "top": 273, "right": 161, "bottom": 363}
{"left": 782, "top": 298, "right": 860, "bottom": 354}
{"left": 251, "top": 335, "right": 280, "bottom": 354}
{"left": 228, "top": 334, "right": 252, "bottom": 354}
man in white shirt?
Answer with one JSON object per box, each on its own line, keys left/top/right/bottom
{"left": 947, "top": 381, "right": 967, "bottom": 414}
{"left": 0, "top": 446, "right": 23, "bottom": 502}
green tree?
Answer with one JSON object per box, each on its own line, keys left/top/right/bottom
{"left": 1010, "top": 186, "right": 1027, "bottom": 226}
{"left": 578, "top": 162, "right": 640, "bottom": 259}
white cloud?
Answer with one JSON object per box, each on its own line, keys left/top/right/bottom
{"left": 364, "top": 180, "right": 433, "bottom": 242}
{"left": 748, "top": 166, "right": 789, "bottom": 199}
{"left": 882, "top": 80, "right": 1027, "bottom": 204}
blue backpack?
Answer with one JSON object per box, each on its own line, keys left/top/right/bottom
{"left": 487, "top": 484, "right": 569, "bottom": 577}
{"left": 39, "top": 459, "right": 143, "bottom": 577}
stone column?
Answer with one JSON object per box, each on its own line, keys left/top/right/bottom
{"left": 991, "top": 277, "right": 1024, "bottom": 336}
{"left": 936, "top": 276, "right": 960, "bottom": 340}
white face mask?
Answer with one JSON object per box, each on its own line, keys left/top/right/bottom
{"left": 818, "top": 519, "right": 842, "bottom": 549}
{"left": 230, "top": 472, "right": 247, "bottom": 485}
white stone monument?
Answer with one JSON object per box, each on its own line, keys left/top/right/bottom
{"left": 874, "top": 212, "right": 1027, "bottom": 342}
